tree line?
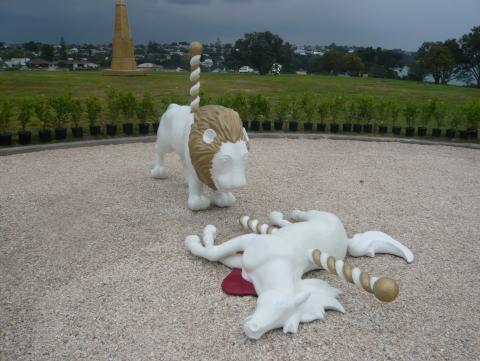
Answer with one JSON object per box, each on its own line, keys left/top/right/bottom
{"left": 228, "top": 26, "right": 480, "bottom": 87}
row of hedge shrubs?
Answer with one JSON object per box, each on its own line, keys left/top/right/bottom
{"left": 0, "top": 89, "right": 164, "bottom": 145}
{"left": 1, "top": 90, "right": 479, "bottom": 146}
{"left": 206, "top": 93, "right": 479, "bottom": 140}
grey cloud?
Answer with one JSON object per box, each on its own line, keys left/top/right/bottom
{"left": 0, "top": 0, "right": 479, "bottom": 51}
{"left": 166, "top": 0, "right": 211, "bottom": 5}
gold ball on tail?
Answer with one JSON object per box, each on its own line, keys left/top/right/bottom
{"left": 189, "top": 41, "right": 203, "bottom": 56}
{"left": 372, "top": 277, "right": 399, "bottom": 302}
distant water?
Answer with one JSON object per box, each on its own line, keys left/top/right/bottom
{"left": 396, "top": 66, "right": 472, "bottom": 87}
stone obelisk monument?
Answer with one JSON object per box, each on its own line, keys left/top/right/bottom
{"left": 103, "top": 0, "right": 146, "bottom": 76}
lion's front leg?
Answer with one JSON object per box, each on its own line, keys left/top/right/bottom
{"left": 186, "top": 168, "right": 211, "bottom": 211}
{"left": 211, "top": 191, "right": 236, "bottom": 208}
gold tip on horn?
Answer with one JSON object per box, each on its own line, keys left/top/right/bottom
{"left": 189, "top": 42, "right": 203, "bottom": 56}
{"left": 372, "top": 277, "right": 399, "bottom": 302}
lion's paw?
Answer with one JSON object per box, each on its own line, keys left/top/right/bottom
{"left": 150, "top": 166, "right": 168, "bottom": 179}
{"left": 188, "top": 194, "right": 211, "bottom": 211}
{"left": 185, "top": 235, "right": 201, "bottom": 249}
{"left": 211, "top": 191, "right": 236, "bottom": 208}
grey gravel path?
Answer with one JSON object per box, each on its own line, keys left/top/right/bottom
{"left": 1, "top": 139, "right": 479, "bottom": 361}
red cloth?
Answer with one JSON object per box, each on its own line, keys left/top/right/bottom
{"left": 221, "top": 268, "right": 257, "bottom": 296}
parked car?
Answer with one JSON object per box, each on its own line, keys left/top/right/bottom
{"left": 239, "top": 66, "right": 255, "bottom": 73}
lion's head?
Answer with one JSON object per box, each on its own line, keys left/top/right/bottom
{"left": 188, "top": 105, "right": 250, "bottom": 191}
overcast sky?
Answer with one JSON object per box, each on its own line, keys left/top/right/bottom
{"left": 0, "top": 0, "right": 479, "bottom": 51}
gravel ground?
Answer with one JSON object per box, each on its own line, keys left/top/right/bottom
{"left": 1, "top": 138, "right": 479, "bottom": 361}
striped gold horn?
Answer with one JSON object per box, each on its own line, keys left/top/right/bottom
{"left": 239, "top": 215, "right": 278, "bottom": 235}
{"left": 311, "top": 249, "right": 399, "bottom": 302}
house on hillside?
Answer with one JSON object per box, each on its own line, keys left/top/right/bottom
{"left": 59, "top": 60, "right": 99, "bottom": 71}
{"left": 4, "top": 58, "right": 30, "bottom": 69}
{"left": 28, "top": 58, "right": 58, "bottom": 71}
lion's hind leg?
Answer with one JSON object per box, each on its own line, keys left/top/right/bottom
{"left": 150, "top": 134, "right": 172, "bottom": 179}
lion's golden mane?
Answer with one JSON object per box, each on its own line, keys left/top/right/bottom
{"left": 188, "top": 105, "right": 249, "bottom": 190}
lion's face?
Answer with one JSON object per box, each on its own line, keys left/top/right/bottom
{"left": 211, "top": 140, "right": 249, "bottom": 191}
{"left": 189, "top": 105, "right": 250, "bottom": 190}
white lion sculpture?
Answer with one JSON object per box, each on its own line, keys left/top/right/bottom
{"left": 185, "top": 209, "right": 414, "bottom": 339}
{"left": 151, "top": 42, "right": 249, "bottom": 211}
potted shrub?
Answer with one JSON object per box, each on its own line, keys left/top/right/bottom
{"left": 329, "top": 95, "right": 345, "bottom": 133}
{"left": 390, "top": 101, "right": 402, "bottom": 135}
{"left": 260, "top": 95, "right": 272, "bottom": 131}
{"left": 0, "top": 99, "right": 14, "bottom": 146}
{"left": 34, "top": 97, "right": 53, "bottom": 142}
{"left": 302, "top": 93, "right": 315, "bottom": 131}
{"left": 17, "top": 99, "right": 34, "bottom": 145}
{"left": 343, "top": 102, "right": 355, "bottom": 132}
{"left": 289, "top": 95, "right": 301, "bottom": 132}
{"left": 120, "top": 90, "right": 136, "bottom": 135}
{"left": 329, "top": 95, "right": 344, "bottom": 133}
{"left": 248, "top": 94, "right": 261, "bottom": 131}
{"left": 85, "top": 96, "right": 102, "bottom": 136}
{"left": 403, "top": 103, "right": 419, "bottom": 137}
{"left": 432, "top": 103, "right": 447, "bottom": 137}
{"left": 70, "top": 99, "right": 84, "bottom": 138}
{"left": 137, "top": 93, "right": 156, "bottom": 135}
{"left": 352, "top": 99, "right": 362, "bottom": 133}
{"left": 375, "top": 99, "right": 389, "bottom": 134}
{"left": 106, "top": 88, "right": 121, "bottom": 136}
{"left": 216, "top": 93, "right": 233, "bottom": 108}
{"left": 232, "top": 92, "right": 249, "bottom": 130}
{"left": 49, "top": 93, "right": 71, "bottom": 140}
{"left": 274, "top": 96, "right": 290, "bottom": 131}
{"left": 419, "top": 99, "right": 437, "bottom": 136}
{"left": 316, "top": 99, "right": 329, "bottom": 132}
{"left": 357, "top": 96, "right": 374, "bottom": 133}
{"left": 464, "top": 101, "right": 480, "bottom": 139}
{"left": 448, "top": 107, "right": 465, "bottom": 139}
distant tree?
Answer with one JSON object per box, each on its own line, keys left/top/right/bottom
{"left": 356, "top": 47, "right": 377, "bottom": 73}
{"left": 356, "top": 47, "right": 403, "bottom": 78}
{"left": 6, "top": 50, "right": 24, "bottom": 58}
{"left": 40, "top": 44, "right": 54, "bottom": 61}
{"left": 407, "top": 62, "right": 428, "bottom": 81}
{"left": 147, "top": 41, "right": 159, "bottom": 53}
{"left": 320, "top": 51, "right": 345, "bottom": 75}
{"left": 443, "top": 38, "right": 465, "bottom": 65}
{"left": 416, "top": 43, "right": 455, "bottom": 84}
{"left": 343, "top": 53, "right": 365, "bottom": 76}
{"left": 375, "top": 49, "right": 403, "bottom": 78}
{"left": 59, "top": 37, "right": 67, "bottom": 60}
{"left": 459, "top": 26, "right": 480, "bottom": 88}
{"left": 230, "top": 31, "right": 295, "bottom": 74}
{"left": 223, "top": 43, "right": 241, "bottom": 70}
{"left": 294, "top": 53, "right": 312, "bottom": 72}
{"left": 23, "top": 41, "right": 39, "bottom": 52}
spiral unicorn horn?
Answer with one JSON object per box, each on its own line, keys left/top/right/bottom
{"left": 311, "top": 249, "right": 399, "bottom": 302}
{"left": 189, "top": 41, "right": 203, "bottom": 113}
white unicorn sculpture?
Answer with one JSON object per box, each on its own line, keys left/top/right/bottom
{"left": 186, "top": 209, "right": 414, "bottom": 339}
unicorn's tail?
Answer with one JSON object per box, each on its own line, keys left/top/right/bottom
{"left": 347, "top": 231, "right": 414, "bottom": 263}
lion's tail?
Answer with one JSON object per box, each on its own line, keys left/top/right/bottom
{"left": 189, "top": 42, "right": 203, "bottom": 114}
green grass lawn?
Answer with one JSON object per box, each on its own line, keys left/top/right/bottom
{"left": 2, "top": 71, "right": 479, "bottom": 103}
{"left": 1, "top": 71, "right": 479, "bottom": 131}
